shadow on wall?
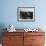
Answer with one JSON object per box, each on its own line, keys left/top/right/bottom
{"left": 0, "top": 24, "right": 7, "bottom": 43}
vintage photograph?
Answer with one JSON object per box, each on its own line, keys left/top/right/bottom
{"left": 17, "top": 7, "right": 35, "bottom": 22}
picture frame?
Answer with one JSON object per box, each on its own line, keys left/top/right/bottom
{"left": 17, "top": 7, "right": 35, "bottom": 22}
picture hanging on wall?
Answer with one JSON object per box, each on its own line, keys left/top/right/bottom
{"left": 17, "top": 7, "right": 35, "bottom": 22}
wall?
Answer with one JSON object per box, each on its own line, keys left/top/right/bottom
{"left": 0, "top": 0, "right": 46, "bottom": 30}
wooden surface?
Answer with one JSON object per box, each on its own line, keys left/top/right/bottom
{"left": 3, "top": 32, "right": 24, "bottom": 46}
{"left": 24, "top": 32, "right": 45, "bottom": 46}
{"left": 2, "top": 29, "right": 45, "bottom": 46}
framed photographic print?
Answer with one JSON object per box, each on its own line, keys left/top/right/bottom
{"left": 17, "top": 7, "right": 35, "bottom": 22}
